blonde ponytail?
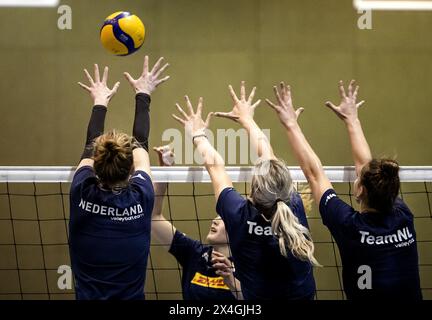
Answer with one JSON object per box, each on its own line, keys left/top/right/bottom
{"left": 250, "top": 158, "right": 320, "bottom": 267}
{"left": 272, "top": 201, "right": 320, "bottom": 266}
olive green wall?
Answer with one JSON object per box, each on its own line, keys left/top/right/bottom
{"left": 0, "top": 0, "right": 431, "bottom": 300}
{"left": 0, "top": 0, "right": 431, "bottom": 165}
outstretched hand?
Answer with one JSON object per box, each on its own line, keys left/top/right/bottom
{"left": 78, "top": 64, "right": 120, "bottom": 107}
{"left": 265, "top": 82, "right": 304, "bottom": 127}
{"left": 214, "top": 81, "right": 261, "bottom": 125}
{"left": 153, "top": 145, "right": 175, "bottom": 166}
{"left": 325, "top": 80, "right": 365, "bottom": 123}
{"left": 124, "top": 55, "right": 170, "bottom": 95}
{"left": 172, "top": 96, "right": 213, "bottom": 138}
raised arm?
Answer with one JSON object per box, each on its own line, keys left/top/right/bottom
{"left": 172, "top": 96, "right": 232, "bottom": 201}
{"left": 266, "top": 82, "right": 332, "bottom": 204}
{"left": 325, "top": 80, "right": 370, "bottom": 176}
{"left": 151, "top": 145, "right": 177, "bottom": 248}
{"left": 124, "top": 56, "right": 170, "bottom": 177}
{"left": 77, "top": 64, "right": 120, "bottom": 171}
{"left": 214, "top": 81, "right": 275, "bottom": 160}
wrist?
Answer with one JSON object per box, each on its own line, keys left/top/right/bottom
{"left": 282, "top": 120, "right": 299, "bottom": 130}
{"left": 192, "top": 134, "right": 208, "bottom": 145}
{"left": 93, "top": 99, "right": 109, "bottom": 107}
{"left": 136, "top": 87, "right": 152, "bottom": 95}
{"left": 239, "top": 118, "right": 255, "bottom": 129}
{"left": 345, "top": 118, "right": 361, "bottom": 128}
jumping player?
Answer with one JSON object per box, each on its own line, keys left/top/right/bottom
{"left": 151, "top": 145, "right": 241, "bottom": 300}
{"left": 172, "top": 82, "right": 318, "bottom": 300}
{"left": 266, "top": 80, "right": 422, "bottom": 300}
{"left": 69, "top": 56, "right": 169, "bottom": 299}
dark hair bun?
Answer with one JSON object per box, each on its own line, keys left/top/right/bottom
{"left": 93, "top": 130, "right": 134, "bottom": 187}
{"left": 379, "top": 159, "right": 399, "bottom": 178}
{"left": 101, "top": 140, "right": 119, "bottom": 162}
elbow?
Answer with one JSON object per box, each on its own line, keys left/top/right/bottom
{"left": 301, "top": 158, "right": 324, "bottom": 182}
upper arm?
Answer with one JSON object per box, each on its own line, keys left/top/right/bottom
{"left": 133, "top": 148, "right": 151, "bottom": 178}
{"left": 207, "top": 165, "right": 233, "bottom": 201}
{"left": 151, "top": 215, "right": 176, "bottom": 249}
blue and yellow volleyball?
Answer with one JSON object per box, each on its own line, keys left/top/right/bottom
{"left": 100, "top": 11, "right": 145, "bottom": 56}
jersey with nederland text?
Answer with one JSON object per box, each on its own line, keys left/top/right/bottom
{"left": 69, "top": 166, "right": 154, "bottom": 300}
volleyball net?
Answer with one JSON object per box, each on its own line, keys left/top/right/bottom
{"left": 0, "top": 166, "right": 431, "bottom": 300}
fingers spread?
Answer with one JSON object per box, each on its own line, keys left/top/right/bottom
{"left": 151, "top": 56, "right": 164, "bottom": 75}
{"left": 102, "top": 66, "right": 108, "bottom": 84}
{"left": 156, "top": 75, "right": 170, "bottom": 87}
{"left": 285, "top": 84, "right": 292, "bottom": 100}
{"left": 111, "top": 81, "right": 120, "bottom": 94}
{"left": 154, "top": 63, "right": 169, "bottom": 79}
{"left": 205, "top": 112, "right": 213, "bottom": 127}
{"left": 296, "top": 107, "right": 305, "bottom": 117}
{"left": 348, "top": 79, "right": 355, "bottom": 97}
{"left": 273, "top": 86, "right": 283, "bottom": 105}
{"left": 78, "top": 82, "right": 91, "bottom": 92}
{"left": 265, "top": 98, "right": 279, "bottom": 111}
{"left": 325, "top": 101, "right": 337, "bottom": 111}
{"left": 176, "top": 103, "right": 189, "bottom": 119}
{"left": 83, "top": 69, "right": 94, "bottom": 85}
{"left": 184, "top": 95, "right": 194, "bottom": 114}
{"left": 228, "top": 85, "right": 239, "bottom": 103}
{"left": 338, "top": 80, "right": 347, "bottom": 99}
{"left": 172, "top": 114, "right": 185, "bottom": 125}
{"left": 124, "top": 72, "right": 135, "bottom": 85}
{"left": 248, "top": 86, "right": 257, "bottom": 104}
{"left": 214, "top": 112, "right": 239, "bottom": 121}
{"left": 280, "top": 81, "right": 286, "bottom": 97}
{"left": 252, "top": 99, "right": 261, "bottom": 110}
{"left": 196, "top": 97, "right": 204, "bottom": 116}
{"left": 143, "top": 55, "right": 149, "bottom": 75}
{"left": 94, "top": 64, "right": 100, "bottom": 83}
{"left": 240, "top": 81, "right": 246, "bottom": 101}
{"left": 353, "top": 85, "right": 359, "bottom": 100}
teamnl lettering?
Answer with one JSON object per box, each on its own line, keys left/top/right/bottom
{"left": 359, "top": 227, "right": 414, "bottom": 247}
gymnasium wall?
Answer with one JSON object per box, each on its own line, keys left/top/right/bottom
{"left": 0, "top": 0, "right": 431, "bottom": 299}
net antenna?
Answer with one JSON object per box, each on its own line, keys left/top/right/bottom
{"left": 354, "top": 0, "right": 432, "bottom": 11}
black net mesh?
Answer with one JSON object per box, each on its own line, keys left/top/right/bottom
{"left": 0, "top": 177, "right": 431, "bottom": 300}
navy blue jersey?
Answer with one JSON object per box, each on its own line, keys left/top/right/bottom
{"left": 69, "top": 166, "right": 154, "bottom": 300}
{"left": 216, "top": 187, "right": 316, "bottom": 300}
{"left": 319, "top": 189, "right": 422, "bottom": 300}
{"left": 169, "top": 230, "right": 236, "bottom": 300}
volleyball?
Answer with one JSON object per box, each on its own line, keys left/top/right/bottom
{"left": 100, "top": 11, "right": 145, "bottom": 56}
